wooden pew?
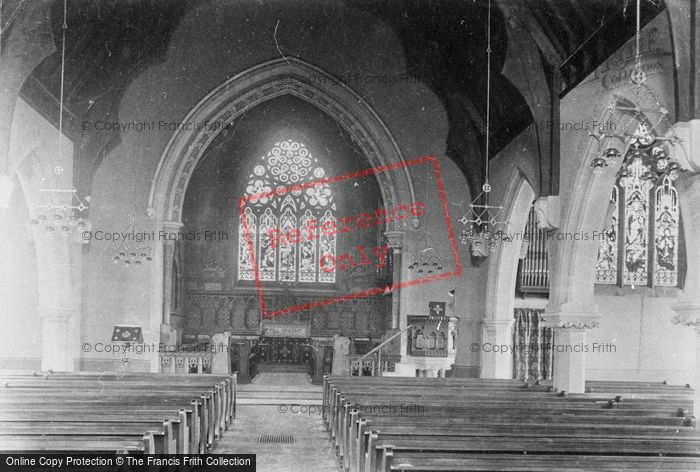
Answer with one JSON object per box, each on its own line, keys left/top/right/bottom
{"left": 0, "top": 371, "right": 236, "bottom": 454}
{"left": 323, "top": 376, "right": 699, "bottom": 472}
{"left": 381, "top": 452, "right": 700, "bottom": 472}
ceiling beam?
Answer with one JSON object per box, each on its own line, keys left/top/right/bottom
{"left": 496, "top": 0, "right": 563, "bottom": 66}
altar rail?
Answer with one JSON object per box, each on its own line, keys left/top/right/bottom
{"left": 159, "top": 352, "right": 213, "bottom": 374}
{"left": 348, "top": 353, "right": 401, "bottom": 376}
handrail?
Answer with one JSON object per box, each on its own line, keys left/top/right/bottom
{"left": 352, "top": 324, "right": 414, "bottom": 365}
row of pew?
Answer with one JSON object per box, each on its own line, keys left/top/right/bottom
{"left": 0, "top": 370, "right": 236, "bottom": 454}
{"left": 323, "top": 376, "right": 700, "bottom": 472}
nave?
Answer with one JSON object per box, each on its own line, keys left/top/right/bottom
{"left": 2, "top": 0, "right": 700, "bottom": 470}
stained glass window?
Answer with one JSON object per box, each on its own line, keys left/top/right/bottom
{"left": 238, "top": 207, "right": 256, "bottom": 280}
{"left": 237, "top": 140, "right": 336, "bottom": 283}
{"left": 654, "top": 176, "right": 679, "bottom": 286}
{"left": 622, "top": 158, "right": 652, "bottom": 286}
{"left": 594, "top": 136, "right": 681, "bottom": 287}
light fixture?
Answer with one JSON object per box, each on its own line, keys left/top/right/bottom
{"left": 409, "top": 162, "right": 446, "bottom": 275}
{"left": 589, "top": 0, "right": 684, "bottom": 182}
{"left": 407, "top": 242, "right": 445, "bottom": 275}
{"left": 112, "top": 216, "right": 153, "bottom": 267}
{"left": 459, "top": 0, "right": 508, "bottom": 255}
{"left": 31, "top": 0, "right": 91, "bottom": 234}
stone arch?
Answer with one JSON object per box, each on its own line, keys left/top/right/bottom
{"left": 147, "top": 58, "right": 416, "bottom": 225}
{"left": 481, "top": 168, "right": 536, "bottom": 378}
{"left": 147, "top": 58, "right": 416, "bottom": 329}
{"left": 547, "top": 100, "right": 643, "bottom": 315}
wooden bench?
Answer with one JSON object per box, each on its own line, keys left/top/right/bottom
{"left": 323, "top": 376, "right": 699, "bottom": 472}
{"left": 0, "top": 371, "right": 236, "bottom": 454}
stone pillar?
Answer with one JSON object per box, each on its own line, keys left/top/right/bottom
{"left": 667, "top": 130, "right": 700, "bottom": 415}
{"left": 671, "top": 306, "right": 700, "bottom": 416}
{"left": 384, "top": 230, "right": 404, "bottom": 330}
{"left": 38, "top": 308, "right": 74, "bottom": 371}
{"left": 31, "top": 226, "right": 80, "bottom": 372}
{"left": 541, "top": 313, "right": 599, "bottom": 393}
{"left": 667, "top": 121, "right": 700, "bottom": 415}
{"left": 480, "top": 319, "right": 515, "bottom": 379}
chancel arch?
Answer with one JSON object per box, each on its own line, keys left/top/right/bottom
{"left": 147, "top": 59, "right": 419, "bottom": 382}
{"left": 147, "top": 59, "right": 416, "bottom": 340}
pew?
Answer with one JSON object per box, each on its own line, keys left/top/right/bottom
{"left": 0, "top": 371, "right": 236, "bottom": 454}
{"left": 323, "top": 376, "right": 700, "bottom": 472}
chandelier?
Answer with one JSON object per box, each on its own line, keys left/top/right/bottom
{"left": 459, "top": 0, "right": 508, "bottom": 254}
{"left": 590, "top": 0, "right": 683, "bottom": 183}
{"left": 31, "top": 0, "right": 91, "bottom": 234}
{"left": 112, "top": 216, "right": 153, "bottom": 267}
{"left": 113, "top": 246, "right": 153, "bottom": 267}
{"left": 407, "top": 244, "right": 444, "bottom": 275}
{"left": 407, "top": 222, "right": 445, "bottom": 274}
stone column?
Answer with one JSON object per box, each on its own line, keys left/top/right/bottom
{"left": 31, "top": 227, "right": 80, "bottom": 371}
{"left": 669, "top": 121, "right": 700, "bottom": 415}
{"left": 541, "top": 313, "right": 600, "bottom": 393}
{"left": 38, "top": 308, "right": 74, "bottom": 371}
{"left": 671, "top": 307, "right": 700, "bottom": 416}
{"left": 384, "top": 230, "right": 404, "bottom": 330}
{"left": 480, "top": 319, "right": 515, "bottom": 379}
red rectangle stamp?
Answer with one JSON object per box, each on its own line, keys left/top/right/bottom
{"left": 238, "top": 155, "right": 461, "bottom": 319}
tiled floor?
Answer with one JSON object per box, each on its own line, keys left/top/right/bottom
{"left": 213, "top": 374, "right": 339, "bottom": 472}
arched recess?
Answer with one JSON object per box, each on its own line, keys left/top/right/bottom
{"left": 546, "top": 99, "right": 648, "bottom": 317}
{"left": 148, "top": 58, "right": 415, "bottom": 224}
{"left": 481, "top": 168, "right": 535, "bottom": 378}
{"left": 148, "top": 58, "right": 417, "bottom": 329}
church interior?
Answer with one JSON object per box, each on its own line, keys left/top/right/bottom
{"left": 1, "top": 0, "right": 700, "bottom": 470}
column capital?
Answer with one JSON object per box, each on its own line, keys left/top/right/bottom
{"left": 671, "top": 302, "right": 700, "bottom": 328}
{"left": 533, "top": 195, "right": 560, "bottom": 230}
{"left": 541, "top": 312, "right": 600, "bottom": 330}
{"left": 670, "top": 119, "right": 700, "bottom": 174}
{"left": 384, "top": 230, "right": 404, "bottom": 250}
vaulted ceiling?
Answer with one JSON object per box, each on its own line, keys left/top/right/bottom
{"left": 15, "top": 0, "right": 666, "bottom": 200}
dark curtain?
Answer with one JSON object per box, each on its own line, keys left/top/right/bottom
{"left": 513, "top": 308, "right": 553, "bottom": 381}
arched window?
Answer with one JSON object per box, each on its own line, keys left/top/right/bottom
{"left": 595, "top": 136, "right": 681, "bottom": 287}
{"left": 237, "top": 139, "right": 337, "bottom": 284}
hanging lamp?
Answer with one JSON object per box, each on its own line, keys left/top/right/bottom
{"left": 459, "top": 0, "right": 509, "bottom": 255}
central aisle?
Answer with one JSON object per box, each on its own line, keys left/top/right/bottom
{"left": 213, "top": 374, "right": 340, "bottom": 472}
